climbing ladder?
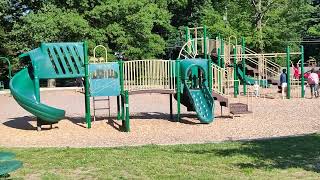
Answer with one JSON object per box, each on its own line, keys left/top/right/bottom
{"left": 89, "top": 45, "right": 120, "bottom": 121}
{"left": 92, "top": 96, "right": 111, "bottom": 121}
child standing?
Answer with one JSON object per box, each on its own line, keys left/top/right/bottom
{"left": 308, "top": 68, "right": 319, "bottom": 98}
{"left": 280, "top": 69, "right": 287, "bottom": 99}
{"left": 254, "top": 81, "right": 259, "bottom": 97}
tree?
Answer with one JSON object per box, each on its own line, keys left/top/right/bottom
{"left": 87, "top": 0, "right": 172, "bottom": 59}
{"left": 8, "top": 4, "right": 92, "bottom": 52}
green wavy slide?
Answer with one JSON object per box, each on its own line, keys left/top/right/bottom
{"left": 9, "top": 68, "right": 65, "bottom": 124}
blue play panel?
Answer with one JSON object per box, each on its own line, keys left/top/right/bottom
{"left": 89, "top": 62, "right": 120, "bottom": 97}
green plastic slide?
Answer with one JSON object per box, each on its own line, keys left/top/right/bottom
{"left": 237, "top": 66, "right": 268, "bottom": 87}
{"left": 9, "top": 68, "right": 65, "bottom": 123}
{"left": 184, "top": 84, "right": 214, "bottom": 123}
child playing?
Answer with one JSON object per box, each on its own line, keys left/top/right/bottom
{"left": 254, "top": 81, "right": 259, "bottom": 97}
{"left": 307, "top": 68, "right": 319, "bottom": 98}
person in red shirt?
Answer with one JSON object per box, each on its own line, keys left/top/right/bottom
{"left": 293, "top": 64, "right": 300, "bottom": 79}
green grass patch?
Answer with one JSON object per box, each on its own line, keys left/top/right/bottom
{"left": 2, "top": 134, "right": 320, "bottom": 179}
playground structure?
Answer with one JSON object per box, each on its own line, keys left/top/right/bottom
{"left": 7, "top": 25, "right": 309, "bottom": 132}
{"left": 179, "top": 26, "right": 306, "bottom": 99}
{"left": 9, "top": 40, "right": 217, "bottom": 131}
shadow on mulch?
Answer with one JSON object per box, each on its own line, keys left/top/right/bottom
{"left": 3, "top": 112, "right": 214, "bottom": 131}
{"left": 3, "top": 116, "right": 56, "bottom": 131}
{"left": 130, "top": 112, "right": 201, "bottom": 125}
{"left": 66, "top": 116, "right": 122, "bottom": 131}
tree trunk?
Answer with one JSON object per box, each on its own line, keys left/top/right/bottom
{"left": 257, "top": 0, "right": 263, "bottom": 53}
{"left": 47, "top": 79, "right": 56, "bottom": 88}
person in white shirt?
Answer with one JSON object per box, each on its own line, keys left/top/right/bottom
{"left": 307, "top": 68, "right": 319, "bottom": 98}
{"left": 253, "top": 81, "right": 259, "bottom": 97}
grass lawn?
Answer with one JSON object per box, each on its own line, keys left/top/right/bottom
{"left": 1, "top": 134, "right": 320, "bottom": 179}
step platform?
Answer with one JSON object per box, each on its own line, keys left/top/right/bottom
{"left": 229, "top": 103, "right": 252, "bottom": 118}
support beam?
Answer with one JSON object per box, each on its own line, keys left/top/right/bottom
{"left": 300, "top": 46, "right": 305, "bottom": 98}
{"left": 84, "top": 41, "right": 91, "bottom": 128}
{"left": 208, "top": 57, "right": 212, "bottom": 92}
{"left": 204, "top": 25, "right": 207, "bottom": 59}
{"left": 233, "top": 47, "right": 238, "bottom": 98}
{"left": 117, "top": 96, "right": 121, "bottom": 120}
{"left": 221, "top": 38, "right": 225, "bottom": 68}
{"left": 242, "top": 37, "right": 247, "bottom": 95}
{"left": 286, "top": 46, "right": 291, "bottom": 99}
{"left": 124, "top": 91, "right": 130, "bottom": 132}
{"left": 169, "top": 94, "right": 173, "bottom": 120}
{"left": 176, "top": 60, "right": 181, "bottom": 121}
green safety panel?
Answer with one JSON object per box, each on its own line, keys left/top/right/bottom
{"left": 25, "top": 42, "right": 85, "bottom": 79}
{"left": 0, "top": 152, "right": 15, "bottom": 161}
{"left": 0, "top": 160, "right": 22, "bottom": 176}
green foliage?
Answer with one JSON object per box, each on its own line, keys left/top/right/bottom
{"left": 87, "top": 0, "right": 172, "bottom": 59}
{"left": 0, "top": 0, "right": 319, "bottom": 79}
{"left": 8, "top": 4, "right": 91, "bottom": 51}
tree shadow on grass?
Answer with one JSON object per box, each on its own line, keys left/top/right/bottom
{"left": 174, "top": 134, "right": 320, "bottom": 173}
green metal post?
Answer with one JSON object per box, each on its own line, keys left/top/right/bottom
{"left": 176, "top": 60, "right": 181, "bottom": 121}
{"left": 286, "top": 46, "right": 291, "bottom": 99}
{"left": 119, "top": 59, "right": 124, "bottom": 120}
{"left": 233, "top": 47, "right": 238, "bottom": 98}
{"left": 84, "top": 41, "right": 91, "bottom": 128}
{"left": 204, "top": 25, "right": 208, "bottom": 59}
{"left": 242, "top": 37, "right": 247, "bottom": 95}
{"left": 33, "top": 64, "right": 40, "bottom": 102}
{"left": 185, "top": 27, "right": 189, "bottom": 41}
{"left": 300, "top": 46, "right": 305, "bottom": 98}
{"left": 217, "top": 48, "right": 221, "bottom": 67}
{"left": 117, "top": 96, "right": 121, "bottom": 120}
{"left": 124, "top": 90, "right": 130, "bottom": 132}
{"left": 221, "top": 38, "right": 225, "bottom": 68}
{"left": 208, "top": 58, "right": 212, "bottom": 92}
{"left": 217, "top": 48, "right": 222, "bottom": 93}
